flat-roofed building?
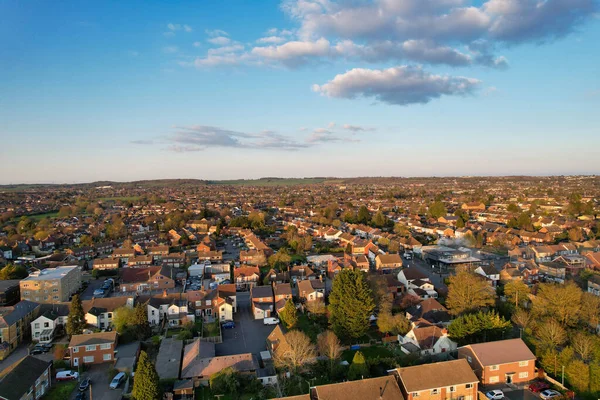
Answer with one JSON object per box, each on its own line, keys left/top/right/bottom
{"left": 20, "top": 266, "right": 81, "bottom": 303}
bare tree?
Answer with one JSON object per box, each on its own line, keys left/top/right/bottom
{"left": 535, "top": 319, "right": 566, "bottom": 349}
{"left": 317, "top": 330, "right": 342, "bottom": 370}
{"left": 274, "top": 330, "right": 316, "bottom": 372}
{"left": 572, "top": 332, "right": 594, "bottom": 362}
{"left": 305, "top": 300, "right": 327, "bottom": 316}
{"left": 512, "top": 308, "right": 532, "bottom": 329}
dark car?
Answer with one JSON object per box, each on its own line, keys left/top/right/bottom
{"left": 30, "top": 348, "right": 44, "bottom": 355}
{"left": 221, "top": 321, "right": 236, "bottom": 329}
{"left": 529, "top": 381, "right": 551, "bottom": 393}
{"left": 75, "top": 391, "right": 86, "bottom": 400}
{"left": 79, "top": 378, "right": 91, "bottom": 392}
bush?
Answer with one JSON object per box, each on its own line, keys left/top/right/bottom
{"left": 151, "top": 335, "right": 162, "bottom": 346}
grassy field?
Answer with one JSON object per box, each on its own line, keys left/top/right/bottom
{"left": 43, "top": 380, "right": 78, "bottom": 400}
{"left": 208, "top": 178, "right": 327, "bottom": 186}
{"left": 341, "top": 345, "right": 395, "bottom": 363}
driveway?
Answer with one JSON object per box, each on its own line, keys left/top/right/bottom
{"left": 75, "top": 364, "right": 124, "bottom": 400}
{"left": 79, "top": 278, "right": 106, "bottom": 300}
{"left": 216, "top": 292, "right": 274, "bottom": 358}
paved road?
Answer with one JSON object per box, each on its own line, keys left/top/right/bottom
{"left": 215, "top": 292, "right": 274, "bottom": 358}
{"left": 220, "top": 236, "right": 241, "bottom": 262}
{"left": 72, "top": 364, "right": 123, "bottom": 400}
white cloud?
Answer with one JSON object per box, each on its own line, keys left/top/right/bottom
{"left": 206, "top": 29, "right": 229, "bottom": 37}
{"left": 183, "top": 24, "right": 193, "bottom": 32}
{"left": 251, "top": 38, "right": 331, "bottom": 66}
{"left": 342, "top": 124, "right": 374, "bottom": 132}
{"left": 256, "top": 36, "right": 287, "bottom": 44}
{"left": 313, "top": 65, "right": 481, "bottom": 105}
{"left": 327, "top": 122, "right": 336, "bottom": 129}
{"left": 207, "top": 36, "right": 231, "bottom": 46}
{"left": 193, "top": 41, "right": 202, "bottom": 47}
{"left": 163, "top": 46, "right": 179, "bottom": 54}
{"left": 167, "top": 23, "right": 181, "bottom": 31}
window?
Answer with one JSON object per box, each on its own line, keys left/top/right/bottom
{"left": 44, "top": 322, "right": 49, "bottom": 328}
{"left": 107, "top": 313, "right": 112, "bottom": 318}
{"left": 489, "top": 365, "right": 499, "bottom": 371}
{"left": 412, "top": 393, "right": 420, "bottom": 398}
{"left": 35, "top": 323, "right": 40, "bottom": 329}
{"left": 83, "top": 356, "right": 94, "bottom": 363}
{"left": 519, "top": 361, "right": 529, "bottom": 367}
{"left": 103, "top": 353, "right": 112, "bottom": 361}
{"left": 100, "top": 343, "right": 111, "bottom": 350}
{"left": 519, "top": 372, "right": 528, "bottom": 379}
{"left": 450, "top": 387, "right": 456, "bottom": 393}
{"left": 85, "top": 345, "right": 97, "bottom": 351}
{"left": 431, "top": 389, "right": 439, "bottom": 395}
{"left": 151, "top": 310, "right": 155, "bottom": 315}
{"left": 466, "top": 384, "right": 473, "bottom": 389}
{"left": 489, "top": 376, "right": 499, "bottom": 383}
{"left": 73, "top": 347, "right": 79, "bottom": 353}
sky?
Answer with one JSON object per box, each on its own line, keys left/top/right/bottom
{"left": 1, "top": 0, "right": 599, "bottom": 184}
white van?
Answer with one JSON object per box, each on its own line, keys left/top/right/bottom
{"left": 263, "top": 317, "right": 280, "bottom": 326}
{"left": 110, "top": 372, "right": 126, "bottom": 389}
{"left": 56, "top": 371, "right": 79, "bottom": 381}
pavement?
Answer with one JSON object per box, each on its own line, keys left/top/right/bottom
{"left": 215, "top": 292, "right": 274, "bottom": 358}
{"left": 481, "top": 389, "right": 539, "bottom": 400}
{"left": 220, "top": 236, "right": 242, "bottom": 262}
{"left": 79, "top": 278, "right": 106, "bottom": 300}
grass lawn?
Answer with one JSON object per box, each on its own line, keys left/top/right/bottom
{"left": 203, "top": 322, "right": 220, "bottom": 337}
{"left": 341, "top": 345, "right": 395, "bottom": 363}
{"left": 43, "top": 380, "right": 78, "bottom": 400}
{"left": 165, "top": 328, "right": 183, "bottom": 338}
{"left": 296, "top": 313, "right": 325, "bottom": 342}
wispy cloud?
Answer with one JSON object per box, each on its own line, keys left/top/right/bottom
{"left": 342, "top": 124, "right": 375, "bottom": 132}
{"left": 130, "top": 139, "right": 154, "bottom": 145}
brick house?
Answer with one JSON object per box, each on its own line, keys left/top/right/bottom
{"left": 250, "top": 286, "right": 273, "bottom": 320}
{"left": 375, "top": 253, "right": 403, "bottom": 271}
{"left": 0, "top": 355, "right": 52, "bottom": 400}
{"left": 69, "top": 331, "right": 117, "bottom": 367}
{"left": 234, "top": 266, "right": 260, "bottom": 290}
{"left": 93, "top": 257, "right": 119, "bottom": 270}
{"left": 392, "top": 359, "right": 479, "bottom": 400}
{"left": 273, "top": 283, "right": 292, "bottom": 314}
{"left": 297, "top": 279, "right": 325, "bottom": 303}
{"left": 458, "top": 338, "right": 536, "bottom": 385}
{"left": 120, "top": 266, "right": 175, "bottom": 292}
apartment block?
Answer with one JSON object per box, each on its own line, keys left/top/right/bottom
{"left": 20, "top": 266, "right": 81, "bottom": 303}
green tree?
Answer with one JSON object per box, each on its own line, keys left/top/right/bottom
{"left": 268, "top": 249, "right": 291, "bottom": 268}
{"left": 357, "top": 206, "right": 371, "bottom": 224}
{"left": 66, "top": 294, "right": 86, "bottom": 336}
{"left": 113, "top": 306, "right": 135, "bottom": 334}
{"left": 371, "top": 211, "right": 387, "bottom": 228}
{"left": 133, "top": 303, "right": 151, "bottom": 340}
{"left": 279, "top": 299, "right": 298, "bottom": 329}
{"left": 507, "top": 203, "right": 521, "bottom": 213}
{"left": 446, "top": 270, "right": 495, "bottom": 315}
{"left": 0, "top": 264, "right": 28, "bottom": 280}
{"left": 532, "top": 282, "right": 582, "bottom": 327}
{"left": 329, "top": 269, "right": 375, "bottom": 340}
{"left": 504, "top": 280, "right": 530, "bottom": 308}
{"left": 132, "top": 350, "right": 160, "bottom": 400}
{"left": 376, "top": 301, "right": 411, "bottom": 336}
{"left": 210, "top": 367, "right": 240, "bottom": 396}
{"left": 429, "top": 201, "right": 447, "bottom": 219}
{"left": 448, "top": 311, "right": 511, "bottom": 345}
{"left": 348, "top": 351, "right": 369, "bottom": 380}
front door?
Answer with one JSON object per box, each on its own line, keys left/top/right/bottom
{"left": 506, "top": 374, "right": 513, "bottom": 384}
{"left": 73, "top": 357, "right": 79, "bottom": 367}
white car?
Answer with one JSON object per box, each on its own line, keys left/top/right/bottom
{"left": 540, "top": 390, "right": 561, "bottom": 400}
{"left": 110, "top": 372, "right": 126, "bottom": 389}
{"left": 263, "top": 317, "right": 280, "bottom": 326}
{"left": 486, "top": 390, "right": 505, "bottom": 400}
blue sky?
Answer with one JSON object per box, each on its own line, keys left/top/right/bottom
{"left": 1, "top": 0, "right": 599, "bottom": 184}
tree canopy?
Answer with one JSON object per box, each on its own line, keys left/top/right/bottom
{"left": 446, "top": 270, "right": 495, "bottom": 315}
{"left": 132, "top": 350, "right": 160, "bottom": 400}
{"left": 66, "top": 294, "right": 86, "bottom": 336}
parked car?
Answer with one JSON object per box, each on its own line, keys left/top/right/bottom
{"left": 110, "top": 372, "right": 126, "bottom": 389}
{"left": 30, "top": 348, "right": 44, "bottom": 355}
{"left": 263, "top": 317, "right": 280, "bottom": 326}
{"left": 79, "top": 378, "right": 91, "bottom": 392}
{"left": 540, "top": 390, "right": 562, "bottom": 400}
{"left": 486, "top": 390, "right": 504, "bottom": 400}
{"left": 56, "top": 371, "right": 79, "bottom": 381}
{"left": 529, "top": 381, "right": 550, "bottom": 393}
{"left": 221, "top": 321, "right": 235, "bottom": 329}
{"left": 75, "top": 392, "right": 86, "bottom": 400}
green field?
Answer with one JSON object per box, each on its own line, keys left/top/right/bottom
{"left": 43, "top": 380, "right": 78, "bottom": 400}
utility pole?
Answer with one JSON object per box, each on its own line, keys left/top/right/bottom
{"left": 561, "top": 365, "right": 565, "bottom": 386}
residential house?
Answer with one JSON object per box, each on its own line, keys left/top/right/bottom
{"left": 0, "top": 281, "right": 20, "bottom": 306}
{"left": 163, "top": 252, "right": 186, "bottom": 268}
{"left": 297, "top": 279, "right": 325, "bottom": 303}
{"left": 234, "top": 266, "right": 260, "bottom": 290}
{"left": 392, "top": 359, "right": 479, "bottom": 400}
{"left": 585, "top": 252, "right": 600, "bottom": 271}
{"left": 148, "top": 245, "right": 170, "bottom": 261}
{"left": 405, "top": 298, "right": 451, "bottom": 327}
{"left": 473, "top": 265, "right": 500, "bottom": 287}
{"left": 398, "top": 322, "right": 457, "bottom": 356}
{"left": 398, "top": 268, "right": 438, "bottom": 299}
{"left": 290, "top": 265, "right": 315, "bottom": 282}
{"left": 181, "top": 339, "right": 257, "bottom": 386}
{"left": 196, "top": 251, "right": 223, "bottom": 263}
{"left": 462, "top": 202, "right": 486, "bottom": 211}
{"left": 0, "top": 300, "right": 41, "bottom": 360}
{"left": 0, "top": 356, "right": 52, "bottom": 400}
{"left": 69, "top": 331, "right": 117, "bottom": 367}
{"left": 538, "top": 261, "right": 566, "bottom": 281}
{"left": 587, "top": 274, "right": 600, "bottom": 296}
{"left": 31, "top": 303, "right": 70, "bottom": 343}
{"left": 240, "top": 250, "right": 267, "bottom": 266}
{"left": 83, "top": 297, "right": 132, "bottom": 329}
{"left": 250, "top": 286, "right": 274, "bottom": 320}
{"left": 93, "top": 257, "right": 119, "bottom": 270}
{"left": 458, "top": 338, "right": 536, "bottom": 385}
{"left": 112, "top": 248, "right": 135, "bottom": 263}
{"left": 156, "top": 338, "right": 183, "bottom": 381}
{"left": 20, "top": 265, "right": 81, "bottom": 303}
{"left": 307, "top": 376, "right": 404, "bottom": 400}
{"left": 127, "top": 254, "right": 154, "bottom": 268}
{"left": 273, "top": 283, "right": 293, "bottom": 314}
{"left": 375, "top": 254, "right": 403, "bottom": 272}
{"left": 120, "top": 266, "right": 175, "bottom": 292}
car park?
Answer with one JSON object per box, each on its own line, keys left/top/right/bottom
{"left": 75, "top": 392, "right": 86, "bottom": 400}
{"left": 540, "top": 390, "right": 561, "bottom": 400}
{"left": 110, "top": 372, "right": 126, "bottom": 389}
{"left": 56, "top": 371, "right": 79, "bottom": 381}
{"left": 485, "top": 390, "right": 504, "bottom": 400}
